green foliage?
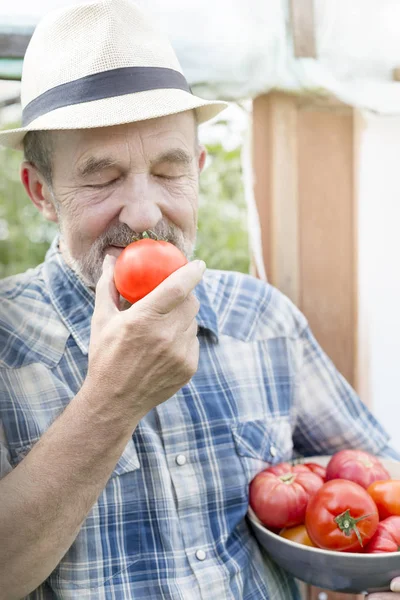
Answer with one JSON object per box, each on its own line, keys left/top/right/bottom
{"left": 0, "top": 128, "right": 250, "bottom": 278}
{"left": 196, "top": 142, "right": 250, "bottom": 273}
{"left": 0, "top": 146, "right": 57, "bottom": 278}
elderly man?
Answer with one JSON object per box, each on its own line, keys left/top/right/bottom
{"left": 0, "top": 1, "right": 399, "bottom": 599}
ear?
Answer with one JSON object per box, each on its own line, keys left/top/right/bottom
{"left": 197, "top": 145, "right": 207, "bottom": 174}
{"left": 21, "top": 161, "right": 58, "bottom": 223}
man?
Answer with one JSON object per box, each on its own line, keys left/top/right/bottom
{"left": 0, "top": 1, "right": 398, "bottom": 599}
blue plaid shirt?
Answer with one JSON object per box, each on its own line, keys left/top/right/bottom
{"left": 0, "top": 237, "right": 398, "bottom": 600}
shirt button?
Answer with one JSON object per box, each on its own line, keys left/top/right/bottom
{"left": 195, "top": 549, "right": 206, "bottom": 561}
{"left": 175, "top": 454, "right": 187, "bottom": 466}
{"left": 269, "top": 445, "right": 277, "bottom": 457}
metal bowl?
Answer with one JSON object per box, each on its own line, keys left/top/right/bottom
{"left": 247, "top": 455, "right": 400, "bottom": 593}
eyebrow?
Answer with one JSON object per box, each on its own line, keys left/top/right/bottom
{"left": 150, "top": 148, "right": 193, "bottom": 167}
{"left": 77, "top": 157, "right": 119, "bottom": 179}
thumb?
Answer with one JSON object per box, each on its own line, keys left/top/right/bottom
{"left": 94, "top": 254, "right": 119, "bottom": 313}
{"left": 139, "top": 259, "right": 206, "bottom": 315}
{"left": 391, "top": 578, "right": 400, "bottom": 593}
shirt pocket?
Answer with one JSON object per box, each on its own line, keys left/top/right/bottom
{"left": 231, "top": 416, "right": 294, "bottom": 485}
{"left": 42, "top": 438, "right": 141, "bottom": 593}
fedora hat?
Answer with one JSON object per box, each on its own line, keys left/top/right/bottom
{"left": 0, "top": 0, "right": 228, "bottom": 150}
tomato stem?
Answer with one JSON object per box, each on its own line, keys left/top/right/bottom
{"left": 132, "top": 230, "right": 160, "bottom": 242}
{"left": 145, "top": 230, "right": 159, "bottom": 240}
{"left": 279, "top": 473, "right": 297, "bottom": 485}
{"left": 333, "top": 509, "right": 374, "bottom": 547}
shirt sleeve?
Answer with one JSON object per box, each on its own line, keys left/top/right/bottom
{"left": 377, "top": 444, "right": 400, "bottom": 461}
{"left": 0, "top": 419, "right": 12, "bottom": 479}
{"left": 292, "top": 324, "right": 399, "bottom": 459}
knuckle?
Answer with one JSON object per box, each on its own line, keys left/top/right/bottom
{"left": 185, "top": 357, "right": 199, "bottom": 379}
{"left": 167, "top": 283, "right": 187, "bottom": 304}
{"left": 188, "top": 295, "right": 200, "bottom": 314}
{"left": 184, "top": 344, "right": 199, "bottom": 375}
{"left": 154, "top": 329, "right": 172, "bottom": 350}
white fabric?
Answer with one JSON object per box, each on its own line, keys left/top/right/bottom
{"left": 141, "top": 0, "right": 400, "bottom": 115}
{"left": 4, "top": 0, "right": 400, "bottom": 114}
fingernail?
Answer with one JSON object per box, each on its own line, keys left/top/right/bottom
{"left": 196, "top": 260, "right": 206, "bottom": 271}
{"left": 391, "top": 580, "right": 400, "bottom": 593}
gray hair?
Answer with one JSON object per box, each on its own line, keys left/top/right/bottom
{"left": 23, "top": 130, "right": 54, "bottom": 185}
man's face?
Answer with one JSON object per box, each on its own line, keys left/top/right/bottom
{"left": 43, "top": 111, "right": 205, "bottom": 288}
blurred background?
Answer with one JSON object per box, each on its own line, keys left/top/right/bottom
{"left": 3, "top": 3, "right": 400, "bottom": 599}
{"left": 1, "top": 0, "right": 400, "bottom": 496}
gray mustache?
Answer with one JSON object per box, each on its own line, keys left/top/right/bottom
{"left": 101, "top": 225, "right": 179, "bottom": 249}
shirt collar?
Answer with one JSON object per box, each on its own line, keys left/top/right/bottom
{"left": 43, "top": 236, "right": 219, "bottom": 355}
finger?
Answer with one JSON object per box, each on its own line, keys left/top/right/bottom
{"left": 392, "top": 579, "right": 400, "bottom": 593}
{"left": 140, "top": 260, "right": 206, "bottom": 315}
{"left": 184, "top": 317, "right": 199, "bottom": 337}
{"left": 177, "top": 294, "right": 200, "bottom": 330}
{"left": 368, "top": 594, "right": 400, "bottom": 599}
{"left": 183, "top": 327, "right": 200, "bottom": 373}
{"left": 94, "top": 254, "right": 120, "bottom": 314}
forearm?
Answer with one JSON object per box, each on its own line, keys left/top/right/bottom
{"left": 0, "top": 379, "right": 138, "bottom": 600}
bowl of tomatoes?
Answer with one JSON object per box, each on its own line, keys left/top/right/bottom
{"left": 247, "top": 451, "right": 400, "bottom": 593}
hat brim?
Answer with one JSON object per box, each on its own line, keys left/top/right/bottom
{"left": 0, "top": 88, "right": 228, "bottom": 150}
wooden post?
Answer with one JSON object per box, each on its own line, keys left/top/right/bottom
{"left": 252, "top": 93, "right": 361, "bottom": 600}
{"left": 253, "top": 93, "right": 358, "bottom": 387}
{"left": 297, "top": 102, "right": 358, "bottom": 385}
{"left": 252, "top": 93, "right": 300, "bottom": 303}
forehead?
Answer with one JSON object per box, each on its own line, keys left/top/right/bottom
{"left": 52, "top": 111, "right": 197, "bottom": 166}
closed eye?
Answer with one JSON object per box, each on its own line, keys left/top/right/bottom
{"left": 86, "top": 178, "right": 119, "bottom": 189}
{"left": 153, "top": 173, "right": 184, "bottom": 181}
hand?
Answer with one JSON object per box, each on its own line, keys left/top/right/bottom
{"left": 367, "top": 578, "right": 400, "bottom": 599}
{"left": 86, "top": 254, "right": 206, "bottom": 421}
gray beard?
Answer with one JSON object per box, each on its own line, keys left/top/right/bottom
{"left": 58, "top": 221, "right": 196, "bottom": 290}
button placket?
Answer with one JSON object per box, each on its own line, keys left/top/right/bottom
{"left": 175, "top": 454, "right": 187, "bottom": 466}
{"left": 269, "top": 445, "right": 277, "bottom": 458}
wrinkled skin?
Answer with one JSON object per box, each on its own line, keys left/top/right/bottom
{"left": 22, "top": 111, "right": 206, "bottom": 293}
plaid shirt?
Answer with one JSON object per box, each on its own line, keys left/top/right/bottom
{"left": 0, "top": 237, "right": 398, "bottom": 600}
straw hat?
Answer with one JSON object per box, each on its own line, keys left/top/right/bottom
{"left": 0, "top": 0, "right": 228, "bottom": 150}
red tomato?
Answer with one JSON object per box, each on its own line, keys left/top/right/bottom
{"left": 365, "top": 516, "right": 400, "bottom": 553}
{"left": 305, "top": 479, "right": 379, "bottom": 552}
{"left": 249, "top": 463, "right": 324, "bottom": 529}
{"left": 292, "top": 462, "right": 327, "bottom": 481}
{"left": 367, "top": 480, "right": 400, "bottom": 520}
{"left": 114, "top": 238, "right": 188, "bottom": 304}
{"left": 280, "top": 524, "right": 316, "bottom": 547}
{"left": 326, "top": 450, "right": 390, "bottom": 489}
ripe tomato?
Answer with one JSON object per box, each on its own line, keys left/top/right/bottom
{"left": 280, "top": 524, "right": 316, "bottom": 547}
{"left": 326, "top": 449, "right": 390, "bottom": 489}
{"left": 292, "top": 462, "right": 327, "bottom": 481}
{"left": 114, "top": 238, "right": 187, "bottom": 304}
{"left": 367, "top": 480, "right": 400, "bottom": 520}
{"left": 365, "top": 516, "right": 400, "bottom": 553}
{"left": 305, "top": 479, "right": 379, "bottom": 552}
{"left": 249, "top": 463, "right": 324, "bottom": 530}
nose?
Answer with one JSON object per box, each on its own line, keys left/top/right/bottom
{"left": 118, "top": 174, "right": 163, "bottom": 233}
